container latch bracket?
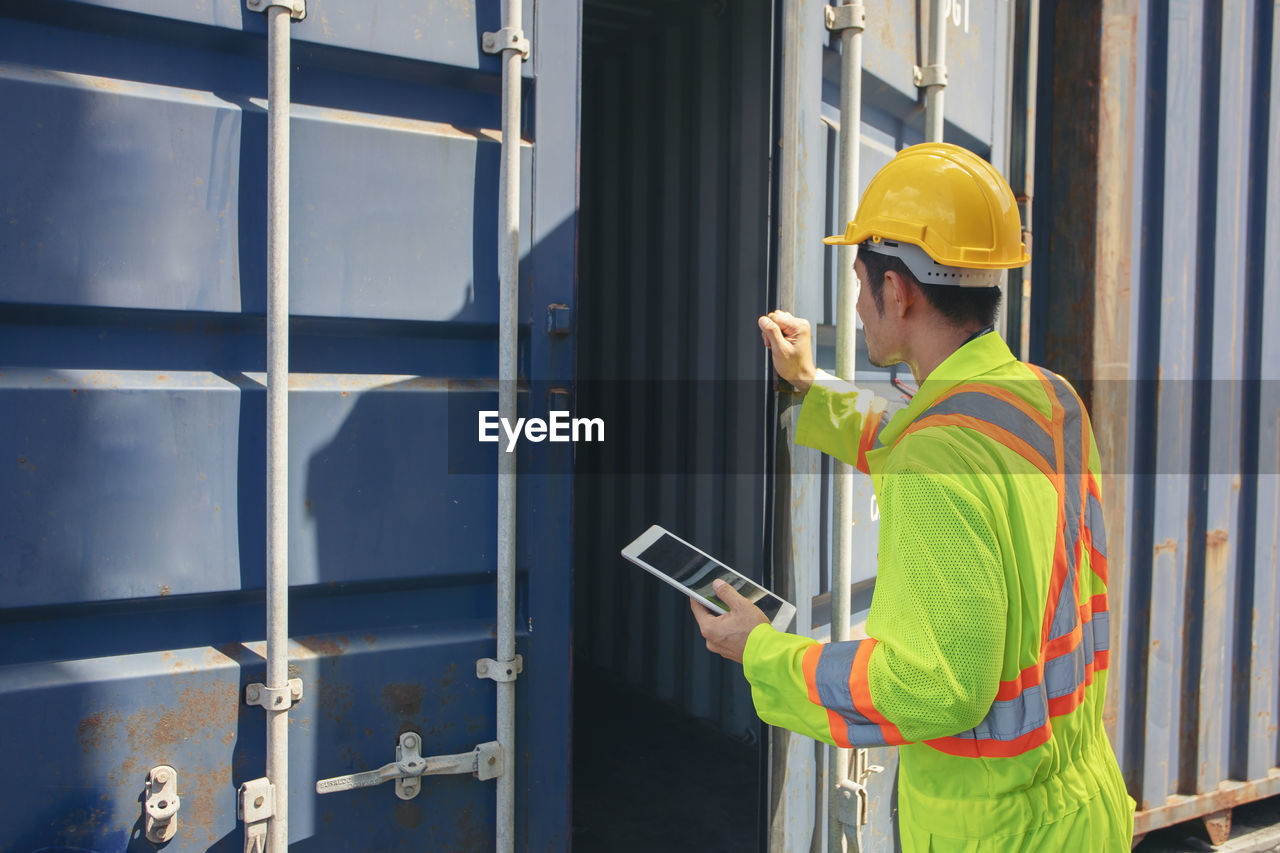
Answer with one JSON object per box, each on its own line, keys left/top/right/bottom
{"left": 316, "top": 732, "right": 505, "bottom": 800}
{"left": 144, "top": 765, "right": 181, "bottom": 844}
{"left": 246, "top": 0, "right": 306, "bottom": 20}
{"left": 476, "top": 654, "right": 523, "bottom": 683}
{"left": 238, "top": 777, "right": 275, "bottom": 853}
{"left": 482, "top": 27, "right": 531, "bottom": 60}
{"left": 245, "top": 678, "right": 303, "bottom": 711}
{"left": 833, "top": 750, "right": 885, "bottom": 830}
{"left": 825, "top": 4, "right": 867, "bottom": 32}
{"left": 913, "top": 63, "right": 948, "bottom": 90}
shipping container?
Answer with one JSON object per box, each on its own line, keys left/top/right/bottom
{"left": 3, "top": 0, "right": 1278, "bottom": 851}
{"left": 0, "top": 0, "right": 577, "bottom": 849}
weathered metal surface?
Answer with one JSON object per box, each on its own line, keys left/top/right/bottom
{"left": 0, "top": 0, "right": 578, "bottom": 849}
{"left": 1037, "top": 0, "right": 1280, "bottom": 840}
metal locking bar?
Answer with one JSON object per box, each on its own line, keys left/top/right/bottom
{"left": 315, "top": 732, "right": 504, "bottom": 801}
{"left": 144, "top": 765, "right": 181, "bottom": 844}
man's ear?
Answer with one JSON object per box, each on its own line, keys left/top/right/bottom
{"left": 884, "top": 270, "right": 916, "bottom": 319}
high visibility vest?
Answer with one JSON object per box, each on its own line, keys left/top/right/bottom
{"left": 743, "top": 333, "right": 1136, "bottom": 848}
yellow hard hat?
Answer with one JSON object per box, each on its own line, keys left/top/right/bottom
{"left": 824, "top": 142, "right": 1030, "bottom": 278}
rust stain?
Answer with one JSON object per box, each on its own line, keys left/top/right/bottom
{"left": 361, "top": 634, "right": 377, "bottom": 646}
{"left": 297, "top": 634, "right": 350, "bottom": 657}
{"left": 159, "top": 584, "right": 171, "bottom": 597}
{"left": 78, "top": 708, "right": 123, "bottom": 754}
{"left": 1154, "top": 538, "right": 1178, "bottom": 556}
{"left": 381, "top": 682, "right": 427, "bottom": 717}
{"left": 75, "top": 676, "right": 239, "bottom": 847}
{"left": 322, "top": 682, "right": 354, "bottom": 722}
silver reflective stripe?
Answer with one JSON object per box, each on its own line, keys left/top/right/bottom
{"left": 954, "top": 607, "right": 1111, "bottom": 745}
{"left": 924, "top": 392, "right": 1056, "bottom": 472}
{"left": 814, "top": 641, "right": 875, "bottom": 727}
{"left": 1086, "top": 491, "right": 1107, "bottom": 559}
{"left": 1093, "top": 608, "right": 1110, "bottom": 652}
{"left": 1045, "top": 372, "right": 1084, "bottom": 642}
{"left": 967, "top": 682, "right": 1049, "bottom": 741}
{"left": 813, "top": 642, "right": 890, "bottom": 747}
{"left": 1045, "top": 636, "right": 1089, "bottom": 700}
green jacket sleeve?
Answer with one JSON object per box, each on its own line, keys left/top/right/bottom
{"left": 742, "top": 437, "right": 1006, "bottom": 747}
{"left": 795, "top": 371, "right": 888, "bottom": 472}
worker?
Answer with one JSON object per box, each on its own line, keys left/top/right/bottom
{"left": 691, "top": 143, "right": 1136, "bottom": 850}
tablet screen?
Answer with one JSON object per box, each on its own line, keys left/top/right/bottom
{"left": 638, "top": 533, "right": 785, "bottom": 621}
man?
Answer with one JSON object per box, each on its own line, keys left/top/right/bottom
{"left": 691, "top": 143, "right": 1135, "bottom": 850}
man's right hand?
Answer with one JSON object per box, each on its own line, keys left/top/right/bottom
{"left": 758, "top": 310, "right": 817, "bottom": 395}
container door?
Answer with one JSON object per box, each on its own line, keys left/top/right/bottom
{"left": 0, "top": 1, "right": 577, "bottom": 850}
{"left": 772, "top": 1, "right": 1015, "bottom": 849}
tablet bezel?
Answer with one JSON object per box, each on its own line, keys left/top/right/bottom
{"left": 621, "top": 524, "right": 797, "bottom": 631}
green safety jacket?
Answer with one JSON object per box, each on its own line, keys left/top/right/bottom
{"left": 743, "top": 333, "right": 1136, "bottom": 850}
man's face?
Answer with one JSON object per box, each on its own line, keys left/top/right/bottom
{"left": 854, "top": 256, "right": 900, "bottom": 368}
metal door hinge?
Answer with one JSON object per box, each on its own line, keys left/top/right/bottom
{"left": 825, "top": 4, "right": 867, "bottom": 32}
{"left": 246, "top": 0, "right": 306, "bottom": 19}
{"left": 144, "top": 765, "right": 181, "bottom": 844}
{"left": 238, "top": 777, "right": 275, "bottom": 853}
{"left": 245, "top": 678, "right": 303, "bottom": 710}
{"left": 316, "top": 732, "right": 504, "bottom": 800}
{"left": 913, "top": 64, "right": 948, "bottom": 89}
{"left": 482, "top": 27, "right": 531, "bottom": 60}
{"left": 476, "top": 654, "right": 523, "bottom": 683}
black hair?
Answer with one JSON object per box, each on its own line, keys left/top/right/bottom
{"left": 859, "top": 248, "right": 1002, "bottom": 329}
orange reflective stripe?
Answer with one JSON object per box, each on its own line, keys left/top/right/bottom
{"left": 802, "top": 642, "right": 823, "bottom": 706}
{"left": 926, "top": 724, "right": 1053, "bottom": 758}
{"left": 857, "top": 405, "right": 885, "bottom": 475}
{"left": 901, "top": 413, "right": 1057, "bottom": 479}
{"left": 1029, "top": 366, "right": 1071, "bottom": 649}
{"left": 994, "top": 662, "right": 1044, "bottom": 702}
{"left": 850, "top": 640, "right": 908, "bottom": 745}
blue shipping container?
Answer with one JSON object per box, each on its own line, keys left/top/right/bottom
{"left": 0, "top": 0, "right": 578, "bottom": 850}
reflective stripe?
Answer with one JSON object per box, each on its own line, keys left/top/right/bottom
{"left": 970, "top": 682, "right": 1048, "bottom": 741}
{"left": 1086, "top": 489, "right": 1107, "bottom": 559}
{"left": 807, "top": 640, "right": 908, "bottom": 747}
{"left": 1042, "top": 371, "right": 1084, "bottom": 643}
{"left": 932, "top": 603, "right": 1112, "bottom": 757}
{"left": 856, "top": 404, "right": 888, "bottom": 475}
{"left": 812, "top": 641, "right": 875, "bottom": 726}
{"left": 837, "top": 367, "right": 1116, "bottom": 758}
{"left": 925, "top": 392, "right": 1056, "bottom": 473}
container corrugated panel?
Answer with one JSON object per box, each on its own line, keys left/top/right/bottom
{"left": 1106, "top": 0, "right": 1280, "bottom": 837}
{"left": 574, "top": 0, "right": 774, "bottom": 740}
{"left": 0, "top": 0, "right": 577, "bottom": 849}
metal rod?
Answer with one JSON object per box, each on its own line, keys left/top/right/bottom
{"left": 264, "top": 5, "right": 291, "bottom": 851}
{"left": 1008, "top": 0, "right": 1039, "bottom": 362}
{"left": 495, "top": 0, "right": 523, "bottom": 850}
{"left": 925, "top": 0, "right": 947, "bottom": 141}
{"left": 829, "top": 5, "right": 864, "bottom": 851}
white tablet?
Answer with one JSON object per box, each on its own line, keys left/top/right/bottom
{"left": 621, "top": 524, "right": 797, "bottom": 631}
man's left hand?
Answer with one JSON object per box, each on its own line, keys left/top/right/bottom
{"left": 690, "top": 579, "right": 771, "bottom": 663}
